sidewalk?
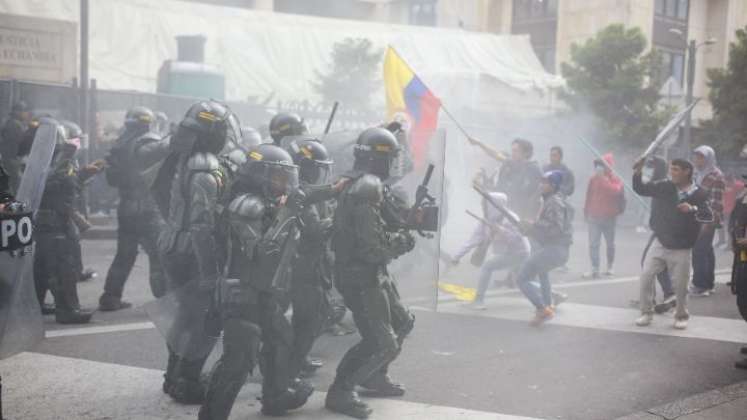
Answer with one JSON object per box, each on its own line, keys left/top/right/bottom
{"left": 616, "top": 380, "right": 747, "bottom": 420}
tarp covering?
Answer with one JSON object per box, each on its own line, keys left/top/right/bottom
{"left": 0, "top": 0, "right": 563, "bottom": 114}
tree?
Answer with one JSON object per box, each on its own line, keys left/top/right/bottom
{"left": 313, "top": 38, "right": 383, "bottom": 112}
{"left": 560, "top": 24, "right": 671, "bottom": 149}
{"left": 700, "top": 26, "right": 747, "bottom": 156}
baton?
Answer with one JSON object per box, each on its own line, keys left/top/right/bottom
{"left": 324, "top": 101, "right": 339, "bottom": 135}
{"left": 473, "top": 184, "right": 522, "bottom": 229}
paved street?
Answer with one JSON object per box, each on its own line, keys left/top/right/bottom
{"left": 2, "top": 226, "right": 746, "bottom": 420}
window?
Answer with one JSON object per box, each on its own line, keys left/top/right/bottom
{"left": 655, "top": 0, "right": 665, "bottom": 14}
{"left": 513, "top": 0, "right": 558, "bottom": 22}
{"left": 655, "top": 0, "right": 688, "bottom": 21}
{"left": 657, "top": 49, "right": 686, "bottom": 86}
{"left": 409, "top": 0, "right": 437, "bottom": 26}
{"left": 677, "top": 0, "right": 689, "bottom": 20}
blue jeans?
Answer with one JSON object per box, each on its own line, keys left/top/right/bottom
{"left": 475, "top": 253, "right": 528, "bottom": 303}
{"left": 588, "top": 217, "right": 617, "bottom": 271}
{"left": 517, "top": 245, "right": 569, "bottom": 309}
{"left": 692, "top": 226, "right": 716, "bottom": 290}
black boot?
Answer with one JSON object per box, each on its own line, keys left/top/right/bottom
{"left": 360, "top": 373, "right": 406, "bottom": 397}
{"left": 736, "top": 359, "right": 747, "bottom": 370}
{"left": 740, "top": 346, "right": 747, "bottom": 356}
{"left": 40, "top": 303, "right": 56, "bottom": 315}
{"left": 55, "top": 308, "right": 93, "bottom": 324}
{"left": 325, "top": 382, "right": 372, "bottom": 419}
{"left": 163, "top": 351, "right": 179, "bottom": 394}
{"left": 261, "top": 378, "right": 314, "bottom": 416}
{"left": 98, "top": 293, "right": 132, "bottom": 311}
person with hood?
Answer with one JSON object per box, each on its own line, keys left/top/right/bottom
{"left": 451, "top": 192, "right": 530, "bottom": 309}
{"left": 516, "top": 171, "right": 573, "bottom": 326}
{"left": 690, "top": 145, "right": 725, "bottom": 297}
{"left": 583, "top": 153, "right": 625, "bottom": 279}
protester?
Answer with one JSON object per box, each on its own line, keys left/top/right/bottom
{"left": 722, "top": 173, "right": 745, "bottom": 251}
{"left": 516, "top": 171, "right": 573, "bottom": 326}
{"left": 729, "top": 176, "right": 747, "bottom": 369}
{"left": 543, "top": 146, "right": 575, "bottom": 198}
{"left": 690, "top": 146, "right": 725, "bottom": 297}
{"left": 632, "top": 158, "right": 712, "bottom": 330}
{"left": 452, "top": 192, "right": 530, "bottom": 310}
{"left": 468, "top": 137, "right": 542, "bottom": 220}
{"left": 583, "top": 153, "right": 624, "bottom": 279}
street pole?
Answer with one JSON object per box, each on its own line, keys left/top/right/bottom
{"left": 683, "top": 39, "right": 696, "bottom": 159}
{"left": 80, "top": 0, "right": 90, "bottom": 216}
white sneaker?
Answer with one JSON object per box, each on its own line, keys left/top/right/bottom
{"left": 635, "top": 314, "right": 653, "bottom": 327}
{"left": 673, "top": 318, "right": 688, "bottom": 330}
{"left": 602, "top": 269, "right": 615, "bottom": 277}
{"left": 582, "top": 271, "right": 600, "bottom": 279}
{"left": 463, "top": 301, "right": 487, "bottom": 311}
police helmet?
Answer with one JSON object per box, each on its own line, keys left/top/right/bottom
{"left": 240, "top": 126, "right": 262, "bottom": 150}
{"left": 288, "top": 137, "right": 333, "bottom": 185}
{"left": 269, "top": 113, "right": 307, "bottom": 144}
{"left": 353, "top": 127, "right": 400, "bottom": 180}
{"left": 172, "top": 100, "right": 232, "bottom": 155}
{"left": 238, "top": 143, "right": 299, "bottom": 199}
{"left": 124, "top": 106, "right": 155, "bottom": 129}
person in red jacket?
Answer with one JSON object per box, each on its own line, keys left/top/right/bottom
{"left": 583, "top": 153, "right": 625, "bottom": 279}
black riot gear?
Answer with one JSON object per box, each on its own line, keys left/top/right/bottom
{"left": 124, "top": 106, "right": 155, "bottom": 130}
{"left": 238, "top": 144, "right": 299, "bottom": 199}
{"left": 269, "top": 113, "right": 307, "bottom": 145}
{"left": 288, "top": 137, "right": 333, "bottom": 185}
{"left": 353, "top": 127, "right": 400, "bottom": 181}
{"left": 172, "top": 100, "right": 232, "bottom": 155}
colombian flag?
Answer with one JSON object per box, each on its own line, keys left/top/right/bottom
{"left": 383, "top": 47, "right": 441, "bottom": 168}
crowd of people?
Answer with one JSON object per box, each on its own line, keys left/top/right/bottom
{"left": 460, "top": 134, "right": 747, "bottom": 341}
{"left": 0, "top": 99, "right": 430, "bottom": 420}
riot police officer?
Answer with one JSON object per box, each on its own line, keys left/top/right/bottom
{"left": 34, "top": 120, "right": 105, "bottom": 324}
{"left": 0, "top": 161, "right": 12, "bottom": 208}
{"left": 326, "top": 127, "right": 417, "bottom": 419}
{"left": 199, "top": 143, "right": 313, "bottom": 419}
{"left": 286, "top": 137, "right": 335, "bottom": 378}
{"left": 269, "top": 112, "right": 307, "bottom": 146}
{"left": 0, "top": 100, "right": 32, "bottom": 195}
{"left": 99, "top": 106, "right": 170, "bottom": 310}
{"left": 152, "top": 100, "right": 233, "bottom": 404}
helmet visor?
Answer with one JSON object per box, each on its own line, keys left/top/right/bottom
{"left": 300, "top": 160, "right": 332, "bottom": 185}
{"left": 266, "top": 163, "right": 299, "bottom": 197}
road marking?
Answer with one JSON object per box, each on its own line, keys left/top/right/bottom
{"left": 45, "top": 321, "right": 155, "bottom": 338}
{"left": 434, "top": 296, "right": 747, "bottom": 344}
{"left": 0, "top": 352, "right": 545, "bottom": 420}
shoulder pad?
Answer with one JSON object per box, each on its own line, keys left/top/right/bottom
{"left": 136, "top": 132, "right": 161, "bottom": 142}
{"left": 228, "top": 193, "right": 265, "bottom": 220}
{"left": 223, "top": 149, "right": 247, "bottom": 171}
{"left": 348, "top": 174, "right": 383, "bottom": 203}
{"left": 187, "top": 152, "right": 221, "bottom": 172}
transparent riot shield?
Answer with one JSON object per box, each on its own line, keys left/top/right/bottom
{"left": 387, "top": 128, "right": 446, "bottom": 312}
{"left": 143, "top": 280, "right": 218, "bottom": 361}
{"left": 0, "top": 118, "right": 59, "bottom": 359}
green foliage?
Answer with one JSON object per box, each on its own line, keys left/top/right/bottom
{"left": 700, "top": 26, "right": 747, "bottom": 156}
{"left": 560, "top": 24, "right": 671, "bottom": 149}
{"left": 313, "top": 38, "right": 383, "bottom": 112}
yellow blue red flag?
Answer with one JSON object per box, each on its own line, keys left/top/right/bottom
{"left": 383, "top": 47, "right": 441, "bottom": 167}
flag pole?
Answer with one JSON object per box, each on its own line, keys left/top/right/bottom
{"left": 387, "top": 46, "right": 473, "bottom": 141}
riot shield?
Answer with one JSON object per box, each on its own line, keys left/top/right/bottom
{"left": 143, "top": 280, "right": 217, "bottom": 361}
{"left": 0, "top": 118, "right": 59, "bottom": 359}
{"left": 387, "top": 129, "right": 446, "bottom": 312}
